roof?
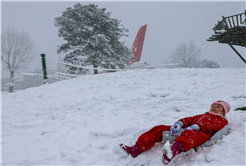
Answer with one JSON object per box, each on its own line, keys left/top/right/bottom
{"left": 207, "top": 10, "right": 246, "bottom": 47}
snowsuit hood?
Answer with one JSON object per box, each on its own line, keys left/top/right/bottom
{"left": 207, "top": 111, "right": 228, "bottom": 120}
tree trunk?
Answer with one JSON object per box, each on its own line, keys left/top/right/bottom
{"left": 9, "top": 70, "right": 14, "bottom": 93}
{"left": 93, "top": 64, "right": 98, "bottom": 74}
{"left": 9, "top": 86, "right": 14, "bottom": 93}
{"left": 10, "top": 70, "right": 14, "bottom": 83}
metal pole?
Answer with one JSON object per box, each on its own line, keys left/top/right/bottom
{"left": 228, "top": 44, "right": 246, "bottom": 64}
{"left": 41, "top": 54, "right": 48, "bottom": 84}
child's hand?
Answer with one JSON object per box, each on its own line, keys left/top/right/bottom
{"left": 170, "top": 121, "right": 183, "bottom": 136}
{"left": 185, "top": 124, "right": 200, "bottom": 131}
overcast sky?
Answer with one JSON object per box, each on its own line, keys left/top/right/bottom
{"left": 2, "top": 1, "right": 245, "bottom": 70}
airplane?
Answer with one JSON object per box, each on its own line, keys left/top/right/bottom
{"left": 124, "top": 24, "right": 180, "bottom": 70}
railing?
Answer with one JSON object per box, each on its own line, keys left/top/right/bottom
{"left": 213, "top": 10, "right": 246, "bottom": 31}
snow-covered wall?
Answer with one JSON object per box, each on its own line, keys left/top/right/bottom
{"left": 1, "top": 75, "right": 59, "bottom": 91}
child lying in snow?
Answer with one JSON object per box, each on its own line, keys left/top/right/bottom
{"left": 120, "top": 100, "right": 230, "bottom": 165}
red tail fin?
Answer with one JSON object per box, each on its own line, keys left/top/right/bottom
{"left": 126, "top": 24, "right": 147, "bottom": 65}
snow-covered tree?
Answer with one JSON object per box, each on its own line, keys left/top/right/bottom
{"left": 169, "top": 41, "right": 202, "bottom": 68}
{"left": 54, "top": 3, "right": 133, "bottom": 74}
{"left": 1, "top": 27, "right": 35, "bottom": 92}
{"left": 197, "top": 59, "right": 220, "bottom": 68}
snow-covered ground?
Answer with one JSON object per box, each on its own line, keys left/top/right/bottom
{"left": 1, "top": 68, "right": 245, "bottom": 165}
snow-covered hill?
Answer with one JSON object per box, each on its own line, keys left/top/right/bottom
{"left": 1, "top": 68, "right": 245, "bottom": 165}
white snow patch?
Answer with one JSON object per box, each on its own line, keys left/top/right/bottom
{"left": 1, "top": 68, "right": 245, "bottom": 165}
{"left": 163, "top": 141, "right": 172, "bottom": 159}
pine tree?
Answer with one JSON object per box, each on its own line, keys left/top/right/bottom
{"left": 54, "top": 3, "right": 133, "bottom": 74}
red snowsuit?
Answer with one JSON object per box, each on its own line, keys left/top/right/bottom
{"left": 136, "top": 112, "right": 228, "bottom": 152}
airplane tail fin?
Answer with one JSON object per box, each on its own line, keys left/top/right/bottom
{"left": 126, "top": 24, "right": 147, "bottom": 65}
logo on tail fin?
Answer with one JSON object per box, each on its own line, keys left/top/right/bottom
{"left": 126, "top": 24, "right": 147, "bottom": 65}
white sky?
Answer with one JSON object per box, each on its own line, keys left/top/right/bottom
{"left": 1, "top": 0, "right": 246, "bottom": 70}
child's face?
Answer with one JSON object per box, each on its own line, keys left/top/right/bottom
{"left": 210, "top": 103, "right": 225, "bottom": 116}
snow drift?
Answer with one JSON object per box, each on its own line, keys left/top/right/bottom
{"left": 1, "top": 68, "right": 245, "bottom": 165}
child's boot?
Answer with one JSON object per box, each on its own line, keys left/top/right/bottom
{"left": 161, "top": 142, "right": 184, "bottom": 165}
{"left": 120, "top": 143, "right": 143, "bottom": 158}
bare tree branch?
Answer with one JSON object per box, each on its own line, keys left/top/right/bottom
{"left": 169, "top": 41, "right": 202, "bottom": 68}
{"left": 1, "top": 27, "right": 35, "bottom": 71}
{"left": 1, "top": 27, "right": 35, "bottom": 90}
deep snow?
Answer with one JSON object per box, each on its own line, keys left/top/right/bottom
{"left": 1, "top": 68, "right": 246, "bottom": 165}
